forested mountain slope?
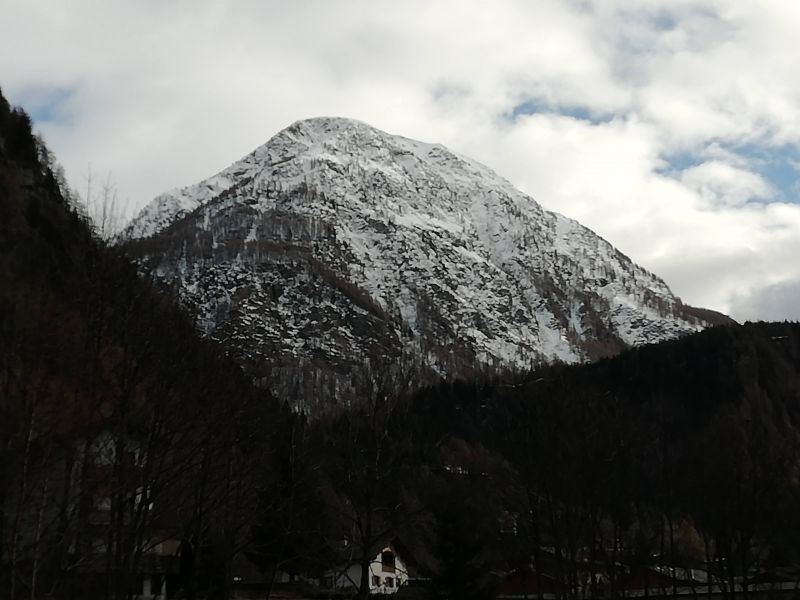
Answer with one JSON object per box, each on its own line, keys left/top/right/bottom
{"left": 401, "top": 321, "right": 800, "bottom": 597}
{"left": 0, "top": 88, "right": 280, "bottom": 600}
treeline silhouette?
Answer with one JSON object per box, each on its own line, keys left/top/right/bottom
{"left": 1, "top": 89, "right": 283, "bottom": 599}
{"left": 403, "top": 322, "right": 800, "bottom": 598}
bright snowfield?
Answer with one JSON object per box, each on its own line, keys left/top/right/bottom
{"left": 123, "top": 118, "right": 711, "bottom": 406}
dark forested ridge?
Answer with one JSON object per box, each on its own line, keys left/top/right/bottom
{"left": 408, "top": 321, "right": 800, "bottom": 591}
{"left": 0, "top": 90, "right": 284, "bottom": 599}
{"left": 2, "top": 85, "right": 800, "bottom": 600}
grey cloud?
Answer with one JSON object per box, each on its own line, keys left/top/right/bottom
{"left": 730, "top": 280, "right": 800, "bottom": 322}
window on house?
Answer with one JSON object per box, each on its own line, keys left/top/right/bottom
{"left": 92, "top": 434, "right": 116, "bottom": 466}
{"left": 381, "top": 550, "right": 396, "bottom": 573}
{"left": 126, "top": 575, "right": 144, "bottom": 595}
{"left": 372, "top": 575, "right": 381, "bottom": 587}
{"left": 386, "top": 577, "right": 394, "bottom": 588}
{"left": 134, "top": 486, "right": 154, "bottom": 511}
{"left": 151, "top": 575, "right": 163, "bottom": 595}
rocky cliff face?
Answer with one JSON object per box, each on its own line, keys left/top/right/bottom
{"left": 123, "top": 117, "right": 712, "bottom": 407}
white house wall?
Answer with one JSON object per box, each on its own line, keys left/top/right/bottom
{"left": 333, "top": 547, "right": 410, "bottom": 594}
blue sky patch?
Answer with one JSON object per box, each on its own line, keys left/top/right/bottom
{"left": 659, "top": 142, "right": 800, "bottom": 203}
{"left": 658, "top": 151, "right": 702, "bottom": 174}
{"left": 733, "top": 142, "right": 800, "bottom": 201}
{"left": 17, "top": 86, "right": 75, "bottom": 125}
{"left": 649, "top": 11, "right": 677, "bottom": 32}
{"left": 508, "top": 100, "right": 613, "bottom": 125}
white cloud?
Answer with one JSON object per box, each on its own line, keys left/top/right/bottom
{"left": 2, "top": 0, "right": 800, "bottom": 321}
{"left": 731, "top": 279, "right": 800, "bottom": 323}
{"left": 680, "top": 161, "right": 774, "bottom": 207}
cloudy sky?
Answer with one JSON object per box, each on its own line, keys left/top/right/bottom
{"left": 2, "top": 0, "right": 799, "bottom": 322}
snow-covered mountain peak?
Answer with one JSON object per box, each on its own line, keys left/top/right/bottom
{"left": 276, "top": 116, "right": 505, "bottom": 186}
{"left": 123, "top": 118, "right": 719, "bottom": 407}
{"left": 124, "top": 117, "right": 520, "bottom": 242}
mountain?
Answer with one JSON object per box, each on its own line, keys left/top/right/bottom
{"left": 123, "top": 117, "right": 722, "bottom": 406}
{"left": 4, "top": 85, "right": 796, "bottom": 596}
